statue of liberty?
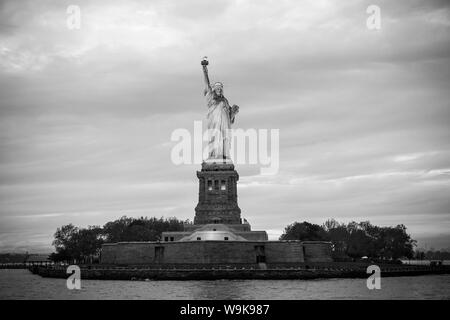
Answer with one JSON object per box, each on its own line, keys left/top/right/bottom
{"left": 201, "top": 57, "right": 239, "bottom": 162}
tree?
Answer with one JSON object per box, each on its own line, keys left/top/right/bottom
{"left": 102, "top": 216, "right": 186, "bottom": 242}
{"left": 378, "top": 224, "right": 416, "bottom": 259}
{"left": 346, "top": 229, "right": 373, "bottom": 258}
{"left": 50, "top": 216, "right": 187, "bottom": 263}
{"left": 102, "top": 216, "right": 134, "bottom": 243}
{"left": 279, "top": 221, "right": 328, "bottom": 241}
{"left": 327, "top": 225, "right": 350, "bottom": 257}
{"left": 50, "top": 224, "right": 103, "bottom": 263}
{"left": 323, "top": 218, "right": 341, "bottom": 231}
{"left": 51, "top": 224, "right": 79, "bottom": 263}
{"left": 74, "top": 226, "right": 104, "bottom": 263}
{"left": 281, "top": 219, "right": 417, "bottom": 261}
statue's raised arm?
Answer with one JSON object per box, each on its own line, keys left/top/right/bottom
{"left": 201, "top": 57, "right": 211, "bottom": 95}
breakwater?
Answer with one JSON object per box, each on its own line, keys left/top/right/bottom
{"left": 29, "top": 262, "right": 450, "bottom": 280}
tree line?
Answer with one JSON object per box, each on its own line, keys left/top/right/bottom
{"left": 415, "top": 249, "right": 450, "bottom": 261}
{"left": 50, "top": 216, "right": 418, "bottom": 263}
{"left": 280, "top": 219, "right": 417, "bottom": 260}
{"left": 50, "top": 216, "right": 187, "bottom": 263}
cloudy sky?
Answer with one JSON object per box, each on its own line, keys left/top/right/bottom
{"left": 0, "top": 0, "right": 449, "bottom": 252}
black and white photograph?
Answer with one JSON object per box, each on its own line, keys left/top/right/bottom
{"left": 0, "top": 0, "right": 449, "bottom": 310}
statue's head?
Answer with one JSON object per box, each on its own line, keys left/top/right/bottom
{"left": 212, "top": 82, "right": 223, "bottom": 97}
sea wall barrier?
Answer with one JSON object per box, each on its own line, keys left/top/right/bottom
{"left": 0, "top": 263, "right": 52, "bottom": 269}
{"left": 28, "top": 263, "right": 450, "bottom": 280}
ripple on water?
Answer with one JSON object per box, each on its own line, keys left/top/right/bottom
{"left": 0, "top": 270, "right": 449, "bottom": 299}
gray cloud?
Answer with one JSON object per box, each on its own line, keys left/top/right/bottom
{"left": 0, "top": 0, "right": 449, "bottom": 252}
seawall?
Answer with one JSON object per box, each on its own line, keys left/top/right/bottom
{"left": 29, "top": 263, "right": 450, "bottom": 281}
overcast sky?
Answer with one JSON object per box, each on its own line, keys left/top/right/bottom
{"left": 0, "top": 0, "right": 449, "bottom": 252}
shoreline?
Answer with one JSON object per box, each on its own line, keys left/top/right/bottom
{"left": 26, "top": 263, "right": 450, "bottom": 281}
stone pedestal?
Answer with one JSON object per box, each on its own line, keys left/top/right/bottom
{"left": 194, "top": 161, "right": 241, "bottom": 225}
{"left": 162, "top": 160, "right": 268, "bottom": 242}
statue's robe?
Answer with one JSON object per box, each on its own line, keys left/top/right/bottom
{"left": 205, "top": 89, "right": 236, "bottom": 160}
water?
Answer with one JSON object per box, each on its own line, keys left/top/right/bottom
{"left": 0, "top": 269, "right": 449, "bottom": 299}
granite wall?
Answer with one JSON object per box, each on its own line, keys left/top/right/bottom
{"left": 101, "top": 240, "right": 333, "bottom": 265}
{"left": 302, "top": 241, "right": 333, "bottom": 263}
